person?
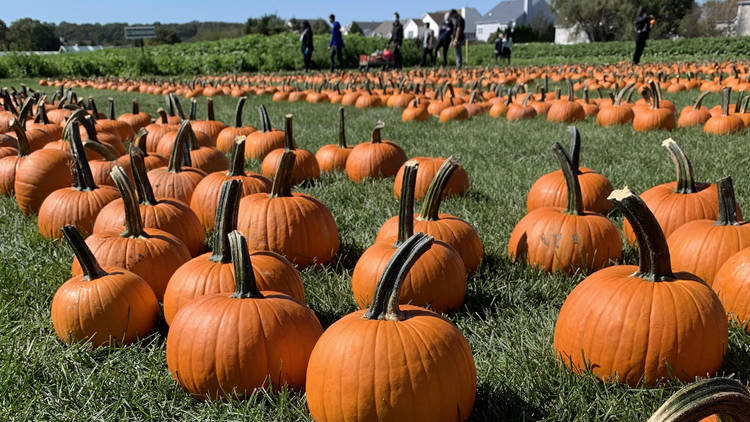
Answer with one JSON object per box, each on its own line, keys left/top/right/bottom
{"left": 328, "top": 14, "right": 344, "bottom": 72}
{"left": 420, "top": 23, "right": 435, "bottom": 67}
{"left": 300, "top": 21, "right": 314, "bottom": 72}
{"left": 450, "top": 9, "right": 465, "bottom": 69}
{"left": 501, "top": 31, "right": 513, "bottom": 65}
{"left": 633, "top": 8, "right": 653, "bottom": 65}
{"left": 493, "top": 33, "right": 503, "bottom": 62}
{"left": 388, "top": 12, "right": 404, "bottom": 69}
{"left": 436, "top": 16, "right": 453, "bottom": 66}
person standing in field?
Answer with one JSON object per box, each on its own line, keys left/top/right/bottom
{"left": 633, "top": 7, "right": 653, "bottom": 65}
{"left": 494, "top": 32, "right": 503, "bottom": 63}
{"left": 501, "top": 31, "right": 513, "bottom": 65}
{"left": 328, "top": 14, "right": 344, "bottom": 72}
{"left": 300, "top": 21, "right": 314, "bottom": 72}
{"left": 420, "top": 22, "right": 435, "bottom": 67}
{"left": 389, "top": 12, "right": 404, "bottom": 69}
{"left": 449, "top": 9, "right": 465, "bottom": 69}
{"left": 436, "top": 17, "right": 453, "bottom": 66}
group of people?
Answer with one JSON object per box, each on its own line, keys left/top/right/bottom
{"left": 493, "top": 31, "right": 513, "bottom": 65}
{"left": 299, "top": 14, "right": 345, "bottom": 72}
{"left": 416, "top": 9, "right": 466, "bottom": 68}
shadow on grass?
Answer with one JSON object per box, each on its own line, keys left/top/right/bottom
{"left": 471, "top": 382, "right": 548, "bottom": 421}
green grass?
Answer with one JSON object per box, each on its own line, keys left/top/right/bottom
{"left": 2, "top": 77, "right": 750, "bottom": 421}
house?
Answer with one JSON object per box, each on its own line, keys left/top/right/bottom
{"left": 422, "top": 7, "right": 482, "bottom": 40}
{"left": 738, "top": 1, "right": 750, "bottom": 36}
{"left": 403, "top": 19, "right": 425, "bottom": 40}
{"left": 474, "top": 0, "right": 554, "bottom": 42}
{"left": 58, "top": 44, "right": 105, "bottom": 53}
{"left": 371, "top": 21, "right": 393, "bottom": 38}
{"left": 343, "top": 21, "right": 381, "bottom": 37}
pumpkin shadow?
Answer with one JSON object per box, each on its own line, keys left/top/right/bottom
{"left": 471, "top": 381, "right": 548, "bottom": 421}
{"left": 457, "top": 253, "right": 517, "bottom": 315}
{"left": 330, "top": 241, "right": 364, "bottom": 273}
{"left": 721, "top": 324, "right": 750, "bottom": 380}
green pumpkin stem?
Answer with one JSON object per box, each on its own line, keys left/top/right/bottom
{"left": 338, "top": 107, "right": 347, "bottom": 148}
{"left": 568, "top": 126, "right": 581, "bottom": 173}
{"left": 189, "top": 99, "right": 197, "bottom": 120}
{"left": 420, "top": 156, "right": 460, "bottom": 221}
{"left": 157, "top": 108, "right": 169, "bottom": 124}
{"left": 721, "top": 87, "right": 732, "bottom": 117}
{"left": 608, "top": 188, "right": 674, "bottom": 281}
{"left": 363, "top": 233, "right": 434, "bottom": 321}
{"left": 62, "top": 225, "right": 108, "bottom": 281}
{"left": 692, "top": 91, "right": 710, "bottom": 110}
{"left": 110, "top": 165, "right": 146, "bottom": 238}
{"left": 234, "top": 97, "right": 246, "bottom": 128}
{"left": 167, "top": 120, "right": 192, "bottom": 173}
{"left": 371, "top": 121, "right": 385, "bottom": 143}
{"left": 227, "top": 136, "right": 247, "bottom": 177}
{"left": 735, "top": 91, "right": 744, "bottom": 114}
{"left": 553, "top": 142, "right": 583, "bottom": 215}
{"left": 229, "top": 230, "right": 263, "bottom": 299}
{"left": 8, "top": 119, "right": 31, "bottom": 157}
{"left": 258, "top": 104, "right": 272, "bottom": 133}
{"left": 647, "top": 377, "right": 750, "bottom": 422}
{"left": 132, "top": 99, "right": 140, "bottom": 115}
{"left": 396, "top": 161, "right": 418, "bottom": 246}
{"left": 129, "top": 145, "right": 159, "bottom": 206}
{"left": 270, "top": 150, "right": 295, "bottom": 198}
{"left": 715, "top": 176, "right": 740, "bottom": 226}
{"left": 68, "top": 124, "right": 98, "bottom": 192}
{"left": 284, "top": 114, "right": 297, "bottom": 150}
{"left": 210, "top": 180, "right": 242, "bottom": 263}
{"left": 207, "top": 98, "right": 215, "bottom": 121}
{"left": 661, "top": 139, "right": 698, "bottom": 194}
{"left": 37, "top": 101, "right": 50, "bottom": 124}
{"left": 169, "top": 93, "right": 186, "bottom": 120}
{"left": 107, "top": 98, "right": 116, "bottom": 120}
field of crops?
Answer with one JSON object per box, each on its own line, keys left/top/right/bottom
{"left": 3, "top": 64, "right": 750, "bottom": 421}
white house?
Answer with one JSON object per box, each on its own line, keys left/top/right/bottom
{"left": 58, "top": 44, "right": 105, "bottom": 53}
{"left": 422, "top": 7, "right": 482, "bottom": 40}
{"left": 343, "top": 21, "right": 381, "bottom": 37}
{"left": 403, "top": 19, "right": 425, "bottom": 39}
{"left": 554, "top": 25, "right": 590, "bottom": 44}
{"left": 475, "top": 0, "right": 554, "bottom": 42}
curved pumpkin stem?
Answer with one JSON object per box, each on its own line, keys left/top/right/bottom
{"left": 7, "top": 119, "right": 31, "bottom": 157}
{"left": 62, "top": 225, "right": 108, "bottom": 281}
{"left": 165, "top": 95, "right": 175, "bottom": 117}
{"left": 69, "top": 123, "right": 98, "bottom": 192}
{"left": 283, "top": 114, "right": 297, "bottom": 150}
{"left": 87, "top": 97, "right": 99, "bottom": 120}
{"left": 608, "top": 187, "right": 673, "bottom": 281}
{"left": 110, "top": 165, "right": 146, "bottom": 238}
{"left": 396, "top": 161, "right": 418, "bottom": 246}
{"left": 661, "top": 139, "right": 698, "bottom": 194}
{"left": 270, "top": 150, "right": 295, "bottom": 198}
{"left": 156, "top": 108, "right": 169, "bottom": 124}
{"left": 233, "top": 97, "right": 246, "bottom": 128}
{"left": 419, "top": 156, "right": 460, "bottom": 221}
{"left": 228, "top": 230, "right": 264, "bottom": 299}
{"left": 691, "top": 91, "right": 710, "bottom": 110}
{"left": 363, "top": 233, "right": 434, "bottom": 321}
{"left": 258, "top": 104, "right": 272, "bottom": 133}
{"left": 553, "top": 142, "right": 583, "bottom": 215}
{"left": 371, "top": 120, "right": 385, "bottom": 143}
{"left": 37, "top": 101, "right": 50, "bottom": 124}
{"left": 134, "top": 128, "right": 149, "bottom": 153}
{"left": 721, "top": 87, "right": 732, "bottom": 117}
{"left": 649, "top": 81, "right": 660, "bottom": 110}
{"left": 715, "top": 176, "right": 740, "bottom": 226}
{"left": 647, "top": 378, "right": 750, "bottom": 422}
{"left": 167, "top": 120, "right": 192, "bottom": 173}
{"left": 129, "top": 145, "right": 158, "bottom": 206}
{"left": 210, "top": 180, "right": 242, "bottom": 263}
{"left": 568, "top": 126, "right": 581, "bottom": 173}
{"left": 169, "top": 93, "right": 186, "bottom": 120}
{"left": 83, "top": 141, "right": 117, "bottom": 161}
{"left": 338, "top": 107, "right": 347, "bottom": 148}
{"left": 227, "top": 136, "right": 247, "bottom": 177}
{"left": 188, "top": 99, "right": 197, "bottom": 120}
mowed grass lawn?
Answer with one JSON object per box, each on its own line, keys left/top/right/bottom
{"left": 2, "top": 77, "right": 750, "bottom": 421}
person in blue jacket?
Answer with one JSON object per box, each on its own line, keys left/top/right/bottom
{"left": 328, "top": 14, "right": 344, "bottom": 72}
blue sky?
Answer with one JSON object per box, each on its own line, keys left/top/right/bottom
{"left": 5, "top": 1, "right": 509, "bottom": 25}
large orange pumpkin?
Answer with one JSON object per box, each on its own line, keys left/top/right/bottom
{"left": 345, "top": 121, "right": 407, "bottom": 182}
{"left": 147, "top": 120, "right": 207, "bottom": 205}
{"left": 392, "top": 156, "right": 469, "bottom": 201}
{"left": 260, "top": 114, "right": 320, "bottom": 185}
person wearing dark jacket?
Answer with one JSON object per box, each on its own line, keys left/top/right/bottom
{"left": 389, "top": 12, "right": 404, "bottom": 69}
{"left": 436, "top": 18, "right": 453, "bottom": 66}
{"left": 633, "top": 8, "right": 653, "bottom": 65}
{"left": 450, "top": 9, "right": 465, "bottom": 69}
{"left": 300, "top": 21, "right": 314, "bottom": 72}
{"left": 328, "top": 14, "right": 344, "bottom": 72}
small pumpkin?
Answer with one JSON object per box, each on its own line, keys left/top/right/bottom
{"left": 677, "top": 91, "right": 712, "bottom": 128}
{"left": 147, "top": 120, "right": 208, "bottom": 204}
{"left": 315, "top": 107, "right": 353, "bottom": 172}
{"left": 547, "top": 79, "right": 585, "bottom": 123}
{"left": 261, "top": 114, "right": 320, "bottom": 184}
{"left": 704, "top": 87, "right": 745, "bottom": 135}
{"left": 216, "top": 97, "right": 256, "bottom": 153}
{"left": 596, "top": 83, "right": 635, "bottom": 127}
{"left": 117, "top": 99, "right": 151, "bottom": 132}
{"left": 245, "top": 104, "right": 285, "bottom": 160}
{"left": 345, "top": 121, "right": 407, "bottom": 182}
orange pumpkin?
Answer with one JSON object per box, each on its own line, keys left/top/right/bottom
{"left": 392, "top": 156, "right": 469, "bottom": 201}
{"left": 345, "top": 121, "right": 407, "bottom": 182}
{"left": 245, "top": 104, "right": 285, "bottom": 160}
{"left": 147, "top": 121, "right": 208, "bottom": 204}
{"left": 315, "top": 107, "right": 353, "bottom": 172}
{"left": 547, "top": 80, "right": 585, "bottom": 123}
{"left": 261, "top": 114, "right": 320, "bottom": 185}
{"left": 216, "top": 97, "right": 256, "bottom": 153}
{"left": 704, "top": 87, "right": 745, "bottom": 135}
{"left": 677, "top": 91, "right": 712, "bottom": 128}
{"left": 596, "top": 83, "right": 636, "bottom": 127}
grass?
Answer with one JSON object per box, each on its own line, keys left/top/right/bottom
{"left": 1, "top": 77, "right": 750, "bottom": 421}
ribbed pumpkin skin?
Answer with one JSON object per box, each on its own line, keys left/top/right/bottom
{"left": 190, "top": 172, "right": 271, "bottom": 231}
{"left": 345, "top": 142, "right": 407, "bottom": 182}
{"left": 162, "top": 250, "right": 304, "bottom": 324}
{"left": 166, "top": 292, "right": 323, "bottom": 400}
{"left": 188, "top": 147, "right": 230, "bottom": 175}
{"left": 526, "top": 167, "right": 613, "bottom": 215}
{"left": 315, "top": 144, "right": 352, "bottom": 173}
{"left": 547, "top": 101, "right": 586, "bottom": 123}
{"left": 51, "top": 266, "right": 159, "bottom": 347}
{"left": 704, "top": 115, "right": 745, "bottom": 135}
{"left": 0, "top": 155, "right": 24, "bottom": 195}
{"left": 261, "top": 149, "right": 320, "bottom": 185}
{"left": 191, "top": 121, "right": 228, "bottom": 143}
{"left": 622, "top": 182, "right": 720, "bottom": 245}
{"left": 147, "top": 167, "right": 207, "bottom": 205}
{"left": 714, "top": 250, "right": 750, "bottom": 333}
{"left": 633, "top": 108, "right": 676, "bottom": 132}
{"left": 216, "top": 127, "right": 256, "bottom": 153}
{"left": 376, "top": 214, "right": 483, "bottom": 274}
{"left": 677, "top": 106, "right": 711, "bottom": 128}
{"left": 553, "top": 265, "right": 728, "bottom": 387}
{"left": 237, "top": 193, "right": 339, "bottom": 268}
{"left": 305, "top": 305, "right": 476, "bottom": 422}
{"left": 38, "top": 186, "right": 119, "bottom": 239}
{"left": 246, "top": 130, "right": 285, "bottom": 160}
{"left": 667, "top": 222, "right": 750, "bottom": 287}
{"left": 351, "top": 239, "right": 466, "bottom": 313}
{"left": 393, "top": 157, "right": 470, "bottom": 200}
{"left": 71, "top": 228, "right": 191, "bottom": 301}
{"left": 507, "top": 208, "right": 622, "bottom": 274}
{"left": 93, "top": 198, "right": 205, "bottom": 257}
{"left": 155, "top": 130, "right": 213, "bottom": 157}
{"left": 14, "top": 149, "right": 72, "bottom": 215}
{"left": 401, "top": 105, "right": 429, "bottom": 122}
{"left": 596, "top": 105, "right": 634, "bottom": 126}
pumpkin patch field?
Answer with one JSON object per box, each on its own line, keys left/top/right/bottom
{"left": 4, "top": 70, "right": 750, "bottom": 421}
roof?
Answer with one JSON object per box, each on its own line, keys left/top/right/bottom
{"left": 424, "top": 10, "right": 451, "bottom": 26}
{"left": 371, "top": 21, "right": 393, "bottom": 37}
{"left": 477, "top": 0, "right": 524, "bottom": 24}
{"left": 350, "top": 21, "right": 381, "bottom": 31}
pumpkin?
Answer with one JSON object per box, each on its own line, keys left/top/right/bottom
{"left": 488, "top": 93, "right": 511, "bottom": 118}
{"left": 576, "top": 84, "right": 599, "bottom": 117}
{"left": 27, "top": 101, "right": 63, "bottom": 140}
{"left": 38, "top": 123, "right": 118, "bottom": 239}
{"left": 132, "top": 128, "right": 168, "bottom": 171}
{"left": 238, "top": 150, "right": 339, "bottom": 268}
{"left": 94, "top": 146, "right": 205, "bottom": 257}
{"left": 506, "top": 93, "right": 537, "bottom": 121}
{"left": 316, "top": 107, "right": 353, "bottom": 172}
{"left": 117, "top": 99, "right": 151, "bottom": 132}
{"left": 147, "top": 121, "right": 207, "bottom": 204}
{"left": 345, "top": 121, "right": 407, "bottom": 182}
{"left": 401, "top": 97, "right": 429, "bottom": 122}
{"left": 79, "top": 109, "right": 126, "bottom": 155}
{"left": 393, "top": 156, "right": 469, "bottom": 201}
{"left": 306, "top": 233, "right": 477, "bottom": 422}
{"left": 596, "top": 83, "right": 636, "bottom": 127}
{"left": 667, "top": 176, "right": 750, "bottom": 287}
{"left": 73, "top": 166, "right": 191, "bottom": 301}
{"left": 0, "top": 119, "right": 33, "bottom": 196}
{"left": 714, "top": 246, "right": 750, "bottom": 334}
{"left": 648, "top": 378, "right": 750, "bottom": 422}
{"left": 190, "top": 136, "right": 271, "bottom": 231}
{"left": 188, "top": 97, "right": 227, "bottom": 142}
{"left": 51, "top": 225, "right": 158, "bottom": 347}
{"left": 143, "top": 108, "right": 178, "bottom": 152}
{"left": 633, "top": 82, "right": 676, "bottom": 132}
{"left": 622, "top": 139, "right": 725, "bottom": 245}
{"left": 548, "top": 79, "right": 585, "bottom": 123}
{"left": 261, "top": 114, "right": 320, "bottom": 184}
{"left": 526, "top": 126, "right": 613, "bottom": 214}
{"left": 245, "top": 104, "right": 285, "bottom": 160}
{"left": 353, "top": 161, "right": 467, "bottom": 313}
{"left": 553, "top": 187, "right": 727, "bottom": 387}
{"left": 180, "top": 121, "right": 229, "bottom": 174}
{"left": 439, "top": 97, "right": 470, "bottom": 123}
{"left": 101, "top": 98, "right": 136, "bottom": 143}
{"left": 677, "top": 91, "right": 712, "bottom": 128}
{"left": 704, "top": 87, "right": 745, "bottom": 135}
{"left": 216, "top": 97, "right": 256, "bottom": 153}
{"left": 166, "top": 230, "right": 323, "bottom": 400}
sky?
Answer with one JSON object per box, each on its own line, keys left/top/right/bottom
{"left": 5, "top": 0, "right": 508, "bottom": 25}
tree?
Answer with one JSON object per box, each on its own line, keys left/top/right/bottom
{"left": 152, "top": 26, "right": 180, "bottom": 45}
{"left": 7, "top": 18, "right": 60, "bottom": 51}
{"left": 244, "top": 14, "right": 287, "bottom": 35}
{"left": 311, "top": 19, "right": 331, "bottom": 34}
{"left": 349, "top": 21, "right": 364, "bottom": 35}
{"left": 638, "top": 0, "right": 695, "bottom": 38}
{"left": 0, "top": 20, "right": 7, "bottom": 50}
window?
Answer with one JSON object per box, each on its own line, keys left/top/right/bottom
{"left": 477, "top": 27, "right": 483, "bottom": 34}
{"left": 408, "top": 31, "right": 414, "bottom": 38}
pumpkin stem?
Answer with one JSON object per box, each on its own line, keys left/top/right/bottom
{"left": 169, "top": 93, "right": 186, "bottom": 120}
{"left": 568, "top": 126, "right": 581, "bottom": 172}
{"left": 396, "top": 161, "right": 418, "bottom": 246}
{"left": 608, "top": 188, "right": 674, "bottom": 281}
{"left": 129, "top": 145, "right": 158, "bottom": 206}
{"left": 7, "top": 119, "right": 31, "bottom": 157}
{"left": 338, "top": 107, "right": 347, "bottom": 148}
{"left": 165, "top": 94, "right": 175, "bottom": 116}
{"left": 692, "top": 91, "right": 710, "bottom": 110}
{"left": 111, "top": 165, "right": 146, "bottom": 238}
{"left": 258, "top": 104, "right": 272, "bottom": 133}
{"left": 157, "top": 108, "right": 168, "bottom": 124}
{"left": 210, "top": 180, "right": 242, "bottom": 263}
{"left": 553, "top": 142, "right": 583, "bottom": 215}
{"left": 661, "top": 139, "right": 698, "bottom": 194}
{"left": 419, "top": 156, "right": 460, "bottom": 221}
{"left": 188, "top": 99, "right": 197, "bottom": 120}
{"left": 81, "top": 115, "right": 100, "bottom": 143}
{"left": 134, "top": 128, "right": 149, "bottom": 153}
{"left": 62, "top": 225, "right": 108, "bottom": 281}
{"left": 69, "top": 123, "right": 98, "bottom": 192}
{"left": 37, "top": 101, "right": 50, "bottom": 124}
{"left": 647, "top": 377, "right": 750, "bottom": 422}
{"left": 107, "top": 98, "right": 116, "bottom": 120}
{"left": 283, "top": 114, "right": 297, "bottom": 150}
{"left": 206, "top": 98, "right": 216, "bottom": 121}
{"left": 228, "top": 230, "right": 264, "bottom": 299}
{"left": 132, "top": 99, "right": 140, "bottom": 115}
{"left": 227, "top": 136, "right": 247, "bottom": 177}
{"left": 735, "top": 91, "right": 744, "bottom": 114}
{"left": 83, "top": 141, "right": 117, "bottom": 161}
{"left": 88, "top": 97, "right": 99, "bottom": 120}
{"left": 363, "top": 233, "right": 434, "bottom": 321}
{"left": 650, "top": 81, "right": 661, "bottom": 110}
{"left": 721, "top": 87, "right": 732, "bottom": 117}
{"left": 270, "top": 150, "right": 295, "bottom": 198}
{"left": 167, "top": 120, "right": 192, "bottom": 173}
{"left": 715, "top": 176, "right": 740, "bottom": 226}
{"left": 371, "top": 120, "right": 385, "bottom": 143}
{"left": 554, "top": 87, "right": 561, "bottom": 100}
{"left": 233, "top": 97, "right": 246, "bottom": 128}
